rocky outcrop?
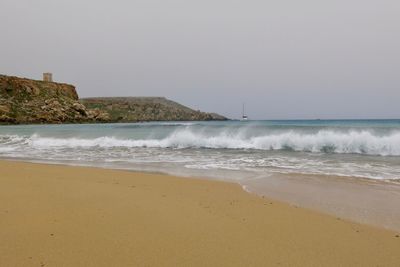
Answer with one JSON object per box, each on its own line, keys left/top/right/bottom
{"left": 0, "top": 75, "right": 109, "bottom": 124}
{"left": 80, "top": 97, "right": 227, "bottom": 122}
{"left": 0, "top": 74, "right": 226, "bottom": 124}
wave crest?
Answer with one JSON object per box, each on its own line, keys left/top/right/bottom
{"left": 0, "top": 130, "right": 393, "bottom": 156}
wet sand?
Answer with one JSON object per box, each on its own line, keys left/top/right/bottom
{"left": 244, "top": 172, "right": 400, "bottom": 232}
{"left": 0, "top": 160, "right": 399, "bottom": 266}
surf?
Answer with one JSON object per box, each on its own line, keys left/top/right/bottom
{"left": 1, "top": 128, "right": 400, "bottom": 156}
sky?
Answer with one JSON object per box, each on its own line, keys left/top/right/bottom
{"left": 1, "top": 0, "right": 399, "bottom": 119}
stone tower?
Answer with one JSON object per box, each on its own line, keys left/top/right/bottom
{"left": 43, "top": 73, "right": 53, "bottom": 82}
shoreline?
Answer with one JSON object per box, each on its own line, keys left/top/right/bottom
{"left": 1, "top": 160, "right": 399, "bottom": 266}
{"left": 244, "top": 172, "right": 400, "bottom": 232}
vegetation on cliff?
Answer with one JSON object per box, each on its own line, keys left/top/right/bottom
{"left": 0, "top": 75, "right": 109, "bottom": 124}
{"left": 80, "top": 97, "right": 227, "bottom": 122}
{"left": 0, "top": 74, "right": 226, "bottom": 124}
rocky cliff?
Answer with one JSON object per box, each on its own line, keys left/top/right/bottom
{"left": 0, "top": 74, "right": 226, "bottom": 124}
{"left": 80, "top": 97, "right": 227, "bottom": 122}
{"left": 0, "top": 75, "right": 109, "bottom": 124}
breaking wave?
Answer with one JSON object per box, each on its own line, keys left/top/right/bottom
{"left": 2, "top": 129, "right": 400, "bottom": 156}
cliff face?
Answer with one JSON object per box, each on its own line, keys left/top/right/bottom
{"left": 0, "top": 74, "right": 226, "bottom": 124}
{"left": 0, "top": 75, "right": 109, "bottom": 124}
{"left": 80, "top": 97, "right": 227, "bottom": 122}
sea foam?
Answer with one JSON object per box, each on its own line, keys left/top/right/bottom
{"left": 2, "top": 129, "right": 399, "bottom": 156}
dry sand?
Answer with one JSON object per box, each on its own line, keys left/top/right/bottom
{"left": 0, "top": 160, "right": 399, "bottom": 266}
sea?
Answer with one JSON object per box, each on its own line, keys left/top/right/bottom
{"left": 1, "top": 120, "right": 399, "bottom": 180}
{"left": 1, "top": 120, "right": 400, "bottom": 230}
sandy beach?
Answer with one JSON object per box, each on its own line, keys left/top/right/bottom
{"left": 0, "top": 160, "right": 399, "bottom": 266}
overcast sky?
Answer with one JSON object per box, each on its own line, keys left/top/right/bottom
{"left": 1, "top": 0, "right": 399, "bottom": 119}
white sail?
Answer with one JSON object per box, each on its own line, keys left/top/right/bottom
{"left": 242, "top": 103, "right": 248, "bottom": 120}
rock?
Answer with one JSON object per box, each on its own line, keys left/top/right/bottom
{"left": 0, "top": 104, "right": 10, "bottom": 114}
{"left": 72, "top": 102, "right": 87, "bottom": 116}
{"left": 0, "top": 74, "right": 227, "bottom": 124}
{"left": 24, "top": 85, "right": 32, "bottom": 94}
{"left": 51, "top": 100, "right": 60, "bottom": 106}
{"left": 87, "top": 109, "right": 100, "bottom": 119}
{"left": 32, "top": 87, "right": 40, "bottom": 95}
{"left": 0, "top": 74, "right": 91, "bottom": 124}
{"left": 0, "top": 114, "right": 16, "bottom": 123}
{"left": 96, "top": 111, "right": 110, "bottom": 121}
{"left": 87, "top": 108, "right": 110, "bottom": 121}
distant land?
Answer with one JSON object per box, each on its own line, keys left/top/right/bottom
{"left": 0, "top": 74, "right": 227, "bottom": 124}
{"left": 81, "top": 97, "right": 226, "bottom": 122}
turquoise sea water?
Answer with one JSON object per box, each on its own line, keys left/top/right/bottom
{"left": 0, "top": 120, "right": 399, "bottom": 181}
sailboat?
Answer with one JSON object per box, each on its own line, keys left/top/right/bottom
{"left": 241, "top": 103, "right": 248, "bottom": 121}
